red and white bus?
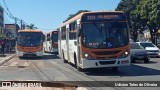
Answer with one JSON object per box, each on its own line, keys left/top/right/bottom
{"left": 44, "top": 30, "right": 58, "bottom": 53}
{"left": 58, "top": 11, "right": 130, "bottom": 71}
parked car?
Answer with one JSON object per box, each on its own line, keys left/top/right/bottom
{"left": 130, "top": 42, "right": 150, "bottom": 63}
{"left": 137, "top": 42, "right": 160, "bottom": 57}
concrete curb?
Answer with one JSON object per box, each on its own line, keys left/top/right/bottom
{"left": 0, "top": 54, "right": 16, "bottom": 66}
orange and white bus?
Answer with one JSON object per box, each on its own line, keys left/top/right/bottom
{"left": 58, "top": 11, "right": 130, "bottom": 71}
{"left": 44, "top": 30, "right": 58, "bottom": 53}
{"left": 16, "top": 29, "right": 44, "bottom": 58}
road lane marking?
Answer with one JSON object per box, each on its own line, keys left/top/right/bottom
{"left": 38, "top": 62, "right": 43, "bottom": 67}
{"left": 9, "top": 62, "right": 18, "bottom": 66}
{"left": 23, "top": 62, "right": 30, "bottom": 67}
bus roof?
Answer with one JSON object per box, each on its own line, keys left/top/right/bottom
{"left": 18, "top": 29, "right": 42, "bottom": 33}
{"left": 58, "top": 11, "right": 125, "bottom": 28}
{"left": 46, "top": 30, "right": 58, "bottom": 35}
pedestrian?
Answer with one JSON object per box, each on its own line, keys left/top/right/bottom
{"left": 1, "top": 40, "right": 6, "bottom": 56}
{"left": 6, "top": 39, "right": 10, "bottom": 53}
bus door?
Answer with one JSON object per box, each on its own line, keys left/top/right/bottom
{"left": 77, "top": 24, "right": 81, "bottom": 65}
{"left": 58, "top": 29, "right": 62, "bottom": 55}
{"left": 66, "top": 28, "right": 70, "bottom": 62}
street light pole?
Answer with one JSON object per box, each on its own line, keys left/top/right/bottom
{"left": 155, "top": 33, "right": 157, "bottom": 45}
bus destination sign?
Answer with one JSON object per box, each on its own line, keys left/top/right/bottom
{"left": 82, "top": 13, "right": 126, "bottom": 22}
{"left": 53, "top": 31, "right": 58, "bottom": 34}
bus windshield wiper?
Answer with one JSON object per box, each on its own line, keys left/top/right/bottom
{"left": 22, "top": 40, "right": 30, "bottom": 47}
{"left": 93, "top": 22, "right": 102, "bottom": 32}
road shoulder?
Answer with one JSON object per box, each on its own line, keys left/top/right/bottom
{"left": 0, "top": 54, "right": 16, "bottom": 66}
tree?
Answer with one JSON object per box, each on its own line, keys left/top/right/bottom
{"left": 116, "top": 0, "right": 160, "bottom": 44}
{"left": 135, "top": 0, "right": 160, "bottom": 44}
{"left": 63, "top": 10, "right": 90, "bottom": 22}
{"left": 26, "top": 24, "right": 38, "bottom": 29}
{"left": 116, "top": 0, "right": 140, "bottom": 42}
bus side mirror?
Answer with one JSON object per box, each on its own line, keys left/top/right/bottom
{"left": 77, "top": 26, "right": 81, "bottom": 37}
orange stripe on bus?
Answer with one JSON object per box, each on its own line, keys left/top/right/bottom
{"left": 16, "top": 45, "right": 43, "bottom": 52}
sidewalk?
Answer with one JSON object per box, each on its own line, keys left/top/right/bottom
{"left": 0, "top": 52, "right": 16, "bottom": 66}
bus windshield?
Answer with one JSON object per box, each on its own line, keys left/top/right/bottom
{"left": 52, "top": 32, "right": 58, "bottom": 42}
{"left": 17, "top": 32, "right": 43, "bottom": 47}
{"left": 82, "top": 22, "right": 129, "bottom": 48}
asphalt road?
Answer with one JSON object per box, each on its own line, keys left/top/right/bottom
{"left": 0, "top": 53, "right": 160, "bottom": 90}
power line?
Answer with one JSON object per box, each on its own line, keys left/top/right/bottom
{"left": 2, "top": 0, "right": 14, "bottom": 19}
{"left": 3, "top": 9, "right": 14, "bottom": 22}
{"left": 1, "top": 0, "right": 26, "bottom": 28}
{"left": 4, "top": 0, "right": 12, "bottom": 16}
{"left": 0, "top": 2, "right": 14, "bottom": 24}
{"left": 4, "top": 15, "right": 12, "bottom": 23}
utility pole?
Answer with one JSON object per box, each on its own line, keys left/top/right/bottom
{"left": 14, "top": 17, "right": 17, "bottom": 25}
{"left": 20, "top": 20, "right": 26, "bottom": 30}
{"left": 14, "top": 17, "right": 18, "bottom": 33}
{"left": 20, "top": 19, "right": 23, "bottom": 30}
{"left": 23, "top": 22, "right": 26, "bottom": 29}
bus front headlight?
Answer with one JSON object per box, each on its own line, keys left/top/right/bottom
{"left": 85, "top": 53, "right": 88, "bottom": 57}
{"left": 120, "top": 51, "right": 129, "bottom": 58}
{"left": 83, "top": 52, "right": 96, "bottom": 60}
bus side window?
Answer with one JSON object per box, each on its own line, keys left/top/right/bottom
{"left": 73, "top": 21, "right": 77, "bottom": 39}
{"left": 43, "top": 34, "right": 45, "bottom": 41}
{"left": 47, "top": 34, "right": 50, "bottom": 41}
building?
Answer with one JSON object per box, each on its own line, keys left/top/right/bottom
{"left": 0, "top": 5, "right": 4, "bottom": 34}
{"left": 4, "top": 24, "right": 20, "bottom": 39}
{"left": 4, "top": 24, "right": 20, "bottom": 52}
{"left": 143, "top": 29, "right": 151, "bottom": 41}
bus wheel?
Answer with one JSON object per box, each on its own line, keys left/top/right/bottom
{"left": 39, "top": 56, "right": 43, "bottom": 59}
{"left": 111, "top": 67, "right": 118, "bottom": 72}
{"left": 44, "top": 48, "right": 46, "bottom": 53}
{"left": 144, "top": 58, "right": 149, "bottom": 63}
{"left": 62, "top": 52, "right": 67, "bottom": 63}
{"left": 74, "top": 54, "right": 83, "bottom": 71}
{"left": 19, "top": 56, "right": 23, "bottom": 59}
{"left": 131, "top": 59, "right": 136, "bottom": 63}
{"left": 49, "top": 47, "right": 51, "bottom": 53}
{"left": 50, "top": 48, "right": 54, "bottom": 54}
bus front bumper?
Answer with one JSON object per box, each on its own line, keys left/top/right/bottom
{"left": 16, "top": 50, "right": 43, "bottom": 57}
{"left": 80, "top": 56, "right": 130, "bottom": 69}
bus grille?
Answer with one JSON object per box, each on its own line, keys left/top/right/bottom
{"left": 99, "top": 61, "right": 116, "bottom": 65}
{"left": 23, "top": 54, "right": 37, "bottom": 57}
{"left": 92, "top": 50, "right": 121, "bottom": 55}
{"left": 96, "top": 56, "right": 118, "bottom": 60}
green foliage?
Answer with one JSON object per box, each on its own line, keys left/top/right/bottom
{"left": 116, "top": 0, "right": 160, "bottom": 44}
{"left": 135, "top": 0, "right": 160, "bottom": 44}
{"left": 116, "top": 0, "right": 139, "bottom": 14}
{"left": 63, "top": 10, "right": 90, "bottom": 23}
{"left": 135, "top": 0, "right": 160, "bottom": 30}
{"left": 26, "top": 24, "right": 38, "bottom": 30}
{"left": 116, "top": 0, "right": 140, "bottom": 42}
